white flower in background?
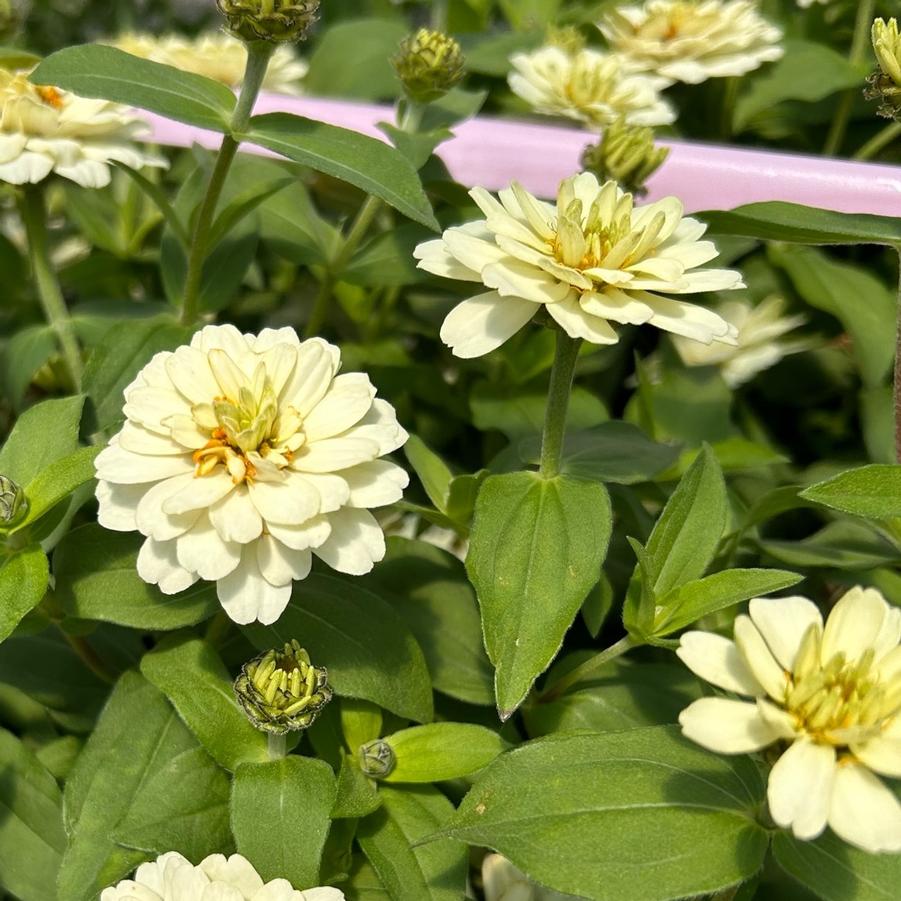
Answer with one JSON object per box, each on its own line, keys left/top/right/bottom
{"left": 112, "top": 31, "right": 308, "bottom": 96}
{"left": 0, "top": 69, "right": 164, "bottom": 188}
{"left": 673, "top": 295, "right": 814, "bottom": 387}
{"left": 797, "top": 0, "right": 829, "bottom": 7}
{"left": 482, "top": 854, "right": 578, "bottom": 900}
{"left": 414, "top": 172, "right": 742, "bottom": 358}
{"left": 599, "top": 1, "right": 783, "bottom": 85}
{"left": 508, "top": 45, "right": 675, "bottom": 130}
{"left": 95, "top": 325, "right": 408, "bottom": 626}
{"left": 101, "top": 852, "right": 344, "bottom": 900}
{"left": 677, "top": 588, "right": 901, "bottom": 853}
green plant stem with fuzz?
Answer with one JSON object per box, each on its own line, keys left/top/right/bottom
{"left": 823, "top": 0, "right": 876, "bottom": 156}
{"left": 854, "top": 121, "right": 901, "bottom": 160}
{"left": 538, "top": 635, "right": 636, "bottom": 704}
{"left": 180, "top": 41, "right": 274, "bottom": 326}
{"left": 18, "top": 186, "right": 83, "bottom": 391}
{"left": 61, "top": 630, "right": 116, "bottom": 684}
{"left": 539, "top": 331, "right": 582, "bottom": 478}
{"left": 268, "top": 733, "right": 287, "bottom": 760}
{"left": 431, "top": 0, "right": 448, "bottom": 30}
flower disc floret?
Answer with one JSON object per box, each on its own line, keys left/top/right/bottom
{"left": 599, "top": 0, "right": 783, "bottom": 85}
{"left": 508, "top": 45, "right": 675, "bottom": 129}
{"left": 414, "top": 172, "right": 742, "bottom": 358}
{"left": 677, "top": 587, "right": 901, "bottom": 853}
{"left": 0, "top": 69, "right": 164, "bottom": 188}
{"left": 95, "top": 325, "right": 409, "bottom": 626}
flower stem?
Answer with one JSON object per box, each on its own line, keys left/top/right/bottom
{"left": 823, "top": 0, "right": 876, "bottom": 156}
{"left": 538, "top": 635, "right": 636, "bottom": 704}
{"left": 539, "top": 330, "right": 582, "bottom": 478}
{"left": 268, "top": 732, "right": 287, "bottom": 760}
{"left": 180, "top": 41, "right": 274, "bottom": 326}
{"left": 895, "top": 248, "right": 901, "bottom": 463}
{"left": 18, "top": 186, "right": 83, "bottom": 391}
{"left": 60, "top": 630, "right": 116, "bottom": 684}
{"left": 854, "top": 121, "right": 901, "bottom": 160}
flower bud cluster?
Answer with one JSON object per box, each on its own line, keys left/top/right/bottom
{"left": 392, "top": 28, "right": 465, "bottom": 103}
{"left": 581, "top": 119, "right": 669, "bottom": 196}
{"left": 217, "top": 0, "right": 319, "bottom": 44}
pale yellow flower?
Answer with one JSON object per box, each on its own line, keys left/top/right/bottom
{"left": 873, "top": 18, "right": 901, "bottom": 89}
{"left": 678, "top": 588, "right": 901, "bottom": 853}
{"left": 599, "top": 0, "right": 783, "bottom": 85}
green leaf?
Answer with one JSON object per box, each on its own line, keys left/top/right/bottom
{"left": 773, "top": 831, "right": 901, "bottom": 901}
{"left": 653, "top": 568, "right": 804, "bottom": 637}
{"left": 698, "top": 202, "right": 901, "bottom": 247}
{"left": 57, "top": 673, "right": 197, "bottom": 901}
{"left": 467, "top": 472, "right": 612, "bottom": 718}
{"left": 2, "top": 324, "right": 56, "bottom": 407}
{"left": 232, "top": 757, "right": 337, "bottom": 889}
{"left": 242, "top": 113, "right": 439, "bottom": 230}
{"left": 141, "top": 636, "right": 269, "bottom": 772}
{"left": 801, "top": 464, "right": 901, "bottom": 521}
{"left": 14, "top": 446, "right": 99, "bottom": 530}
{"left": 114, "top": 746, "right": 232, "bottom": 861}
{"left": 243, "top": 572, "right": 433, "bottom": 723}
{"left": 358, "top": 785, "right": 467, "bottom": 901}
{"left": 381, "top": 723, "right": 508, "bottom": 783}
{"left": 735, "top": 41, "right": 864, "bottom": 133}
{"left": 30, "top": 44, "right": 236, "bottom": 131}
{"left": 431, "top": 726, "right": 768, "bottom": 901}
{"left": 333, "top": 752, "right": 381, "bottom": 819}
{"left": 53, "top": 525, "right": 219, "bottom": 630}
{"left": 760, "top": 521, "right": 900, "bottom": 570}
{"left": 404, "top": 435, "right": 453, "bottom": 514}
{"left": 0, "top": 395, "right": 85, "bottom": 486}
{"left": 0, "top": 546, "right": 49, "bottom": 644}
{"left": 0, "top": 46, "right": 41, "bottom": 69}
{"left": 363, "top": 538, "right": 494, "bottom": 706}
{"left": 0, "top": 729, "right": 66, "bottom": 901}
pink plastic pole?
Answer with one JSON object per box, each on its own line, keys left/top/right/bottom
{"left": 143, "top": 93, "right": 901, "bottom": 216}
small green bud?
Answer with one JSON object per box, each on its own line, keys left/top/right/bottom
{"left": 217, "top": 0, "right": 319, "bottom": 44}
{"left": 581, "top": 118, "right": 669, "bottom": 196}
{"left": 0, "top": 0, "right": 25, "bottom": 43}
{"left": 0, "top": 476, "right": 27, "bottom": 526}
{"left": 359, "top": 739, "right": 396, "bottom": 778}
{"left": 392, "top": 28, "right": 465, "bottom": 104}
{"left": 234, "top": 639, "right": 332, "bottom": 735}
{"left": 869, "top": 18, "right": 901, "bottom": 120}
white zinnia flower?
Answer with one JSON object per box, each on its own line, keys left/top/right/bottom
{"left": 413, "top": 172, "right": 743, "bottom": 358}
{"left": 677, "top": 588, "right": 901, "bottom": 853}
{"left": 797, "top": 0, "right": 829, "bottom": 7}
{"left": 95, "top": 325, "right": 409, "bottom": 626}
{"left": 101, "top": 852, "right": 344, "bottom": 900}
{"left": 0, "top": 69, "right": 164, "bottom": 188}
{"left": 112, "top": 32, "right": 308, "bottom": 96}
{"left": 482, "top": 854, "right": 577, "bottom": 901}
{"left": 599, "top": 1, "right": 784, "bottom": 85}
{"left": 672, "top": 295, "right": 815, "bottom": 387}
{"left": 508, "top": 45, "right": 675, "bottom": 130}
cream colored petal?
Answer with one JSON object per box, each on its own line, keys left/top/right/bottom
{"left": 267, "top": 516, "right": 331, "bottom": 551}
{"left": 877, "top": 646, "right": 901, "bottom": 682}
{"left": 96, "top": 480, "right": 143, "bottom": 532}
{"left": 209, "top": 487, "right": 263, "bottom": 544}
{"left": 164, "top": 345, "right": 221, "bottom": 405}
{"left": 342, "top": 460, "right": 409, "bottom": 509}
{"left": 767, "top": 739, "right": 835, "bottom": 840}
{"left": 216, "top": 548, "right": 291, "bottom": 626}
{"left": 198, "top": 854, "right": 264, "bottom": 896}
{"left": 439, "top": 291, "right": 537, "bottom": 359}
{"left": 248, "top": 474, "right": 319, "bottom": 526}
{"left": 124, "top": 386, "right": 192, "bottom": 433}
{"left": 290, "top": 473, "right": 350, "bottom": 514}
{"left": 481, "top": 259, "right": 571, "bottom": 304}
{"left": 676, "top": 631, "right": 764, "bottom": 696}
{"left": 117, "top": 422, "right": 186, "bottom": 457}
{"left": 162, "top": 472, "right": 235, "bottom": 516}
{"left": 342, "top": 399, "right": 407, "bottom": 455}
{"left": 638, "top": 293, "right": 737, "bottom": 345}
{"left": 292, "top": 437, "right": 381, "bottom": 474}
{"left": 314, "top": 508, "right": 385, "bottom": 576}
{"left": 546, "top": 295, "right": 619, "bottom": 345}
{"left": 303, "top": 373, "right": 376, "bottom": 442}
{"left": 442, "top": 227, "right": 509, "bottom": 273}
{"left": 137, "top": 538, "right": 198, "bottom": 595}
{"left": 734, "top": 615, "right": 789, "bottom": 703}
{"left": 95, "top": 442, "right": 194, "bottom": 485}
{"left": 282, "top": 338, "right": 340, "bottom": 415}
{"left": 256, "top": 534, "right": 312, "bottom": 587}
{"left": 872, "top": 604, "right": 901, "bottom": 662}
{"left": 852, "top": 717, "right": 901, "bottom": 779}
{"left": 748, "top": 596, "right": 823, "bottom": 671}
{"left": 175, "top": 518, "right": 242, "bottom": 581}
{"left": 258, "top": 341, "right": 298, "bottom": 397}
{"left": 579, "top": 288, "right": 654, "bottom": 325}
{"left": 679, "top": 697, "right": 779, "bottom": 753}
{"left": 828, "top": 762, "right": 901, "bottom": 853}
{"left": 135, "top": 473, "right": 203, "bottom": 541}
{"left": 413, "top": 237, "right": 482, "bottom": 283}
{"left": 822, "top": 587, "right": 892, "bottom": 666}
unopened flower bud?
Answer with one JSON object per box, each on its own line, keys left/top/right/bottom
{"left": 359, "top": 738, "right": 395, "bottom": 778}
{"left": 869, "top": 18, "right": 901, "bottom": 120}
{"left": 546, "top": 25, "right": 586, "bottom": 55}
{"left": 581, "top": 119, "right": 669, "bottom": 196}
{"left": 0, "top": 0, "right": 25, "bottom": 43}
{"left": 217, "top": 0, "right": 319, "bottom": 44}
{"left": 234, "top": 640, "right": 332, "bottom": 735}
{"left": 0, "top": 476, "right": 26, "bottom": 526}
{"left": 392, "top": 28, "right": 465, "bottom": 104}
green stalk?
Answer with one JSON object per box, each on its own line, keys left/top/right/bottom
{"left": 895, "top": 248, "right": 901, "bottom": 463}
{"left": 538, "top": 331, "right": 582, "bottom": 478}
{"left": 431, "top": 0, "right": 449, "bottom": 30}
{"left": 180, "top": 41, "right": 274, "bottom": 326}
{"left": 854, "top": 121, "right": 901, "bottom": 159}
{"left": 538, "top": 635, "right": 636, "bottom": 703}
{"left": 824, "top": 0, "right": 876, "bottom": 156}
{"left": 268, "top": 732, "right": 287, "bottom": 760}
{"left": 19, "top": 186, "right": 83, "bottom": 391}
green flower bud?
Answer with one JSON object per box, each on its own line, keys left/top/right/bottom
{"left": 392, "top": 28, "right": 465, "bottom": 104}
{"left": 869, "top": 18, "right": 901, "bottom": 121}
{"left": 581, "top": 118, "right": 669, "bottom": 196}
{"left": 359, "top": 738, "right": 396, "bottom": 778}
{"left": 0, "top": 476, "right": 27, "bottom": 526}
{"left": 0, "top": 0, "right": 26, "bottom": 43}
{"left": 234, "top": 640, "right": 332, "bottom": 735}
{"left": 217, "top": 0, "right": 319, "bottom": 44}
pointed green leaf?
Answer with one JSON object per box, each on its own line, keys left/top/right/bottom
{"left": 0, "top": 546, "right": 49, "bottom": 644}
{"left": 801, "top": 464, "right": 901, "bottom": 521}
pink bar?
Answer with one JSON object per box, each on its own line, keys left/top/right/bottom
{"left": 144, "top": 94, "right": 901, "bottom": 215}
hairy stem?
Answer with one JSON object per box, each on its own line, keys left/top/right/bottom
{"left": 538, "top": 636, "right": 636, "bottom": 703}
{"left": 539, "top": 331, "right": 582, "bottom": 478}
{"left": 268, "top": 732, "right": 287, "bottom": 760}
{"left": 854, "top": 121, "right": 901, "bottom": 160}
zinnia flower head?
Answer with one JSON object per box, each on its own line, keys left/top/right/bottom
{"left": 392, "top": 28, "right": 466, "bottom": 103}
{"left": 677, "top": 587, "right": 901, "bottom": 853}
{"left": 599, "top": 0, "right": 783, "bottom": 85}
{"left": 508, "top": 45, "right": 675, "bottom": 130}
{"left": 95, "top": 325, "right": 409, "bottom": 626}
{"left": 101, "top": 852, "right": 344, "bottom": 900}
{"left": 413, "top": 172, "right": 742, "bottom": 358}
{"left": 672, "top": 295, "right": 814, "bottom": 387}
{"left": 112, "top": 32, "right": 309, "bottom": 96}
{"left": 0, "top": 69, "right": 164, "bottom": 188}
